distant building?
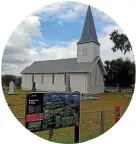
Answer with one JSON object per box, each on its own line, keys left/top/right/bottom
{"left": 21, "top": 6, "right": 107, "bottom": 94}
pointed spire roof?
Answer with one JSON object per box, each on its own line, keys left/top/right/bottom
{"left": 77, "top": 5, "right": 100, "bottom": 45}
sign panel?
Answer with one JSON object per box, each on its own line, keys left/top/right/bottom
{"left": 25, "top": 91, "right": 80, "bottom": 132}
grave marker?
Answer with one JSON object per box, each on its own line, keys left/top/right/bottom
{"left": 8, "top": 81, "right": 15, "bottom": 95}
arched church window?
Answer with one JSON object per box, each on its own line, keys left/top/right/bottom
{"left": 90, "top": 73, "right": 91, "bottom": 85}
{"left": 64, "top": 73, "right": 67, "bottom": 85}
{"left": 32, "top": 74, "right": 34, "bottom": 83}
{"left": 52, "top": 74, "right": 54, "bottom": 84}
{"left": 41, "top": 74, "right": 44, "bottom": 84}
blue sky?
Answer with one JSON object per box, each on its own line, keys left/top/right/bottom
{"left": 2, "top": 1, "right": 134, "bottom": 75}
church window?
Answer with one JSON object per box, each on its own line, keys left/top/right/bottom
{"left": 101, "top": 76, "right": 103, "bottom": 85}
{"left": 64, "top": 73, "right": 67, "bottom": 84}
{"left": 94, "top": 48, "right": 97, "bottom": 57}
{"left": 52, "top": 74, "right": 54, "bottom": 84}
{"left": 32, "top": 74, "right": 34, "bottom": 83}
{"left": 41, "top": 74, "right": 44, "bottom": 84}
{"left": 90, "top": 73, "right": 92, "bottom": 85}
{"left": 100, "top": 74, "right": 102, "bottom": 85}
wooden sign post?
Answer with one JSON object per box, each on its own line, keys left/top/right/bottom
{"left": 74, "top": 125, "right": 79, "bottom": 143}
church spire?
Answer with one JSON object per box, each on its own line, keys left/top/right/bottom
{"left": 77, "top": 5, "right": 100, "bottom": 45}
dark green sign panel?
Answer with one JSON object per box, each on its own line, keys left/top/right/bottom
{"left": 25, "top": 92, "right": 80, "bottom": 132}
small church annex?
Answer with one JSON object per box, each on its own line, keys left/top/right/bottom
{"left": 21, "top": 6, "right": 107, "bottom": 94}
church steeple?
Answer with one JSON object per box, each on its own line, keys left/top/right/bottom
{"left": 77, "top": 5, "right": 100, "bottom": 63}
{"left": 77, "top": 5, "right": 100, "bottom": 45}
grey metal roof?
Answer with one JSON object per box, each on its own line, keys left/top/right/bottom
{"left": 77, "top": 5, "right": 100, "bottom": 45}
{"left": 21, "top": 57, "right": 100, "bottom": 74}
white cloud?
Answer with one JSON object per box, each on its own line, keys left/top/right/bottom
{"left": 19, "top": 16, "right": 41, "bottom": 36}
{"left": 2, "top": 39, "right": 77, "bottom": 75}
{"left": 34, "top": 2, "right": 87, "bottom": 22}
{"left": 40, "top": 40, "right": 77, "bottom": 60}
{"left": 2, "top": 15, "right": 41, "bottom": 75}
{"left": 101, "top": 24, "right": 123, "bottom": 34}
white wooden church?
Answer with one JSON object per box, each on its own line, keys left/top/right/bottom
{"left": 21, "top": 5, "right": 107, "bottom": 94}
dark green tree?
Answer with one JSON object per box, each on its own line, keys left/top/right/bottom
{"left": 1, "top": 75, "right": 22, "bottom": 88}
{"left": 104, "top": 58, "right": 135, "bottom": 91}
{"left": 2, "top": 75, "right": 16, "bottom": 86}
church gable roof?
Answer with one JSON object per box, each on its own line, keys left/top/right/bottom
{"left": 21, "top": 57, "right": 101, "bottom": 74}
{"left": 77, "top": 5, "right": 100, "bottom": 45}
{"left": 91, "top": 57, "right": 107, "bottom": 75}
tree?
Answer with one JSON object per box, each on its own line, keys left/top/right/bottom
{"left": 104, "top": 60, "right": 116, "bottom": 87}
{"left": 109, "top": 30, "right": 132, "bottom": 55}
{"left": 1, "top": 75, "right": 22, "bottom": 88}
{"left": 2, "top": 75, "right": 16, "bottom": 86}
{"left": 104, "top": 58, "right": 135, "bottom": 91}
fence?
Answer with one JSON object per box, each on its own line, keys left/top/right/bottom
{"left": 17, "top": 107, "right": 127, "bottom": 143}
{"left": 79, "top": 107, "right": 126, "bottom": 142}
{"left": 105, "top": 86, "right": 133, "bottom": 93}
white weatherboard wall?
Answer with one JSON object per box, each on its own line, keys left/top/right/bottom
{"left": 22, "top": 74, "right": 33, "bottom": 90}
{"left": 34, "top": 74, "right": 66, "bottom": 91}
{"left": 87, "top": 63, "right": 104, "bottom": 93}
{"left": 70, "top": 73, "right": 87, "bottom": 93}
{"left": 22, "top": 73, "right": 87, "bottom": 93}
{"left": 21, "top": 74, "right": 25, "bottom": 89}
{"left": 77, "top": 42, "right": 100, "bottom": 63}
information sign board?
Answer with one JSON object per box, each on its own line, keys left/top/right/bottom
{"left": 25, "top": 91, "right": 80, "bottom": 132}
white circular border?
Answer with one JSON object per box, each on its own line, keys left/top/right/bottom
{"left": 0, "top": 0, "right": 136, "bottom": 144}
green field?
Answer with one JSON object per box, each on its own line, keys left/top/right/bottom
{"left": 4, "top": 89, "right": 132, "bottom": 143}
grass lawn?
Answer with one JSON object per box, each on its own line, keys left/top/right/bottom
{"left": 4, "top": 89, "right": 132, "bottom": 143}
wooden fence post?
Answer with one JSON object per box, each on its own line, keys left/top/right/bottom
{"left": 49, "top": 128, "right": 53, "bottom": 141}
{"left": 100, "top": 110, "right": 105, "bottom": 134}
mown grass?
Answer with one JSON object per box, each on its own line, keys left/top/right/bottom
{"left": 4, "top": 89, "right": 132, "bottom": 143}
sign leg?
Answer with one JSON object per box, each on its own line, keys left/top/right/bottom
{"left": 74, "top": 126, "right": 79, "bottom": 143}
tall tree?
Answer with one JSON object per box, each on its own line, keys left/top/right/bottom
{"left": 109, "top": 30, "right": 132, "bottom": 55}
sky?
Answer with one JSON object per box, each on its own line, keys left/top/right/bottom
{"left": 2, "top": 1, "right": 135, "bottom": 76}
